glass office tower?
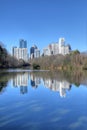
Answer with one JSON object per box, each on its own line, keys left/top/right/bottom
{"left": 19, "top": 39, "right": 27, "bottom": 48}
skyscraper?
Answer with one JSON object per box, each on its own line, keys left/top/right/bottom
{"left": 18, "top": 48, "right": 28, "bottom": 61}
{"left": 12, "top": 39, "right": 28, "bottom": 61}
{"left": 12, "top": 47, "right": 19, "bottom": 59}
{"left": 34, "top": 49, "right": 40, "bottom": 58}
{"left": 43, "top": 38, "right": 71, "bottom": 56}
{"left": 59, "top": 38, "right": 65, "bottom": 54}
{"left": 30, "top": 45, "right": 37, "bottom": 54}
{"left": 30, "top": 45, "right": 37, "bottom": 59}
{"left": 19, "top": 39, "right": 27, "bottom": 48}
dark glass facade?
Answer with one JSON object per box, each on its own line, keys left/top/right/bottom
{"left": 30, "top": 45, "right": 37, "bottom": 55}
{"left": 19, "top": 39, "right": 27, "bottom": 48}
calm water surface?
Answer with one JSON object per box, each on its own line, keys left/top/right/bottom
{"left": 0, "top": 70, "right": 87, "bottom": 130}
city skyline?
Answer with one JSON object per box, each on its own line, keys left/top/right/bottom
{"left": 0, "top": 0, "right": 87, "bottom": 53}
{"left": 12, "top": 37, "right": 71, "bottom": 60}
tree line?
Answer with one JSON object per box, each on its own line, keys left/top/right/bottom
{"left": 0, "top": 43, "right": 29, "bottom": 68}
{"left": 0, "top": 42, "right": 87, "bottom": 71}
{"left": 30, "top": 50, "right": 87, "bottom": 71}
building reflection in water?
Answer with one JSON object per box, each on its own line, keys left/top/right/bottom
{"left": 12, "top": 72, "right": 71, "bottom": 97}
{"left": 30, "top": 73, "right": 71, "bottom": 97}
{"left": 13, "top": 73, "right": 29, "bottom": 94}
{"left": 44, "top": 79, "right": 72, "bottom": 97}
{"left": 30, "top": 74, "right": 41, "bottom": 88}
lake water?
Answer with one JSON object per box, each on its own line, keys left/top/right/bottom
{"left": 0, "top": 70, "right": 87, "bottom": 130}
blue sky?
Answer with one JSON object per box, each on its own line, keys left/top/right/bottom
{"left": 0, "top": 0, "right": 87, "bottom": 54}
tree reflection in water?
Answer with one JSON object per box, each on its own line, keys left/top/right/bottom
{"left": 0, "top": 70, "right": 87, "bottom": 96}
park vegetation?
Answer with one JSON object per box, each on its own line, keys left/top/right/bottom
{"left": 30, "top": 50, "right": 87, "bottom": 71}
{"left": 0, "top": 43, "right": 29, "bottom": 68}
{"left": 0, "top": 42, "right": 87, "bottom": 71}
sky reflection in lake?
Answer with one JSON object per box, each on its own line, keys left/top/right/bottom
{"left": 0, "top": 71, "right": 87, "bottom": 130}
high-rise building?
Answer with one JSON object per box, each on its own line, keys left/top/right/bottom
{"left": 43, "top": 38, "right": 71, "bottom": 56}
{"left": 19, "top": 39, "right": 27, "bottom": 48}
{"left": 12, "top": 47, "right": 19, "bottom": 59}
{"left": 59, "top": 38, "right": 65, "bottom": 46}
{"left": 12, "top": 39, "right": 28, "bottom": 61}
{"left": 30, "top": 45, "right": 37, "bottom": 53}
{"left": 30, "top": 45, "right": 40, "bottom": 59}
{"left": 12, "top": 47, "right": 28, "bottom": 61}
{"left": 18, "top": 48, "right": 28, "bottom": 61}
{"left": 34, "top": 49, "right": 40, "bottom": 58}
{"left": 43, "top": 48, "right": 51, "bottom": 56}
